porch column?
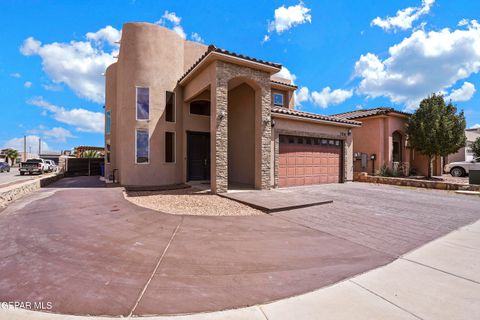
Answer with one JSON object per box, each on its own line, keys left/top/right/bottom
{"left": 210, "top": 74, "right": 228, "bottom": 193}
{"left": 257, "top": 84, "right": 272, "bottom": 189}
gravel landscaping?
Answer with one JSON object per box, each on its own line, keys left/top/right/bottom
{"left": 124, "top": 186, "right": 264, "bottom": 216}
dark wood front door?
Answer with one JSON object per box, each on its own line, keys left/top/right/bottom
{"left": 187, "top": 132, "right": 210, "bottom": 181}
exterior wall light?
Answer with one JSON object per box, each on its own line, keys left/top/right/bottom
{"left": 217, "top": 110, "right": 225, "bottom": 121}
{"left": 347, "top": 129, "right": 352, "bottom": 136}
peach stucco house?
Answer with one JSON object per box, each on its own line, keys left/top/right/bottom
{"left": 333, "top": 108, "right": 442, "bottom": 176}
{"left": 104, "top": 22, "right": 361, "bottom": 193}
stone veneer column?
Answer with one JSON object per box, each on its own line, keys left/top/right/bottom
{"left": 259, "top": 83, "right": 272, "bottom": 189}
{"left": 212, "top": 61, "right": 272, "bottom": 193}
{"left": 211, "top": 68, "right": 229, "bottom": 193}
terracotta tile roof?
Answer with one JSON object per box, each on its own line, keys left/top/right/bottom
{"left": 271, "top": 107, "right": 361, "bottom": 126}
{"left": 332, "top": 107, "right": 411, "bottom": 120}
{"left": 270, "top": 80, "right": 298, "bottom": 89}
{"left": 178, "top": 45, "right": 282, "bottom": 84}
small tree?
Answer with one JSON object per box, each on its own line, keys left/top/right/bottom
{"left": 406, "top": 94, "right": 466, "bottom": 177}
{"left": 472, "top": 137, "right": 480, "bottom": 159}
{"left": 6, "top": 149, "right": 19, "bottom": 166}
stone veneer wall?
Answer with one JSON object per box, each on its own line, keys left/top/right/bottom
{"left": 355, "top": 173, "right": 480, "bottom": 191}
{"left": 0, "top": 173, "right": 64, "bottom": 208}
{"left": 273, "top": 128, "right": 350, "bottom": 188}
{"left": 214, "top": 61, "right": 272, "bottom": 193}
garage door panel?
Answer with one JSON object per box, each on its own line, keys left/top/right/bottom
{"left": 279, "top": 135, "right": 342, "bottom": 188}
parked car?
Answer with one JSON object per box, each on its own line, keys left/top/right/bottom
{"left": 445, "top": 158, "right": 480, "bottom": 177}
{"left": 45, "top": 160, "right": 57, "bottom": 172}
{"left": 0, "top": 162, "right": 10, "bottom": 173}
{"left": 19, "top": 159, "right": 49, "bottom": 175}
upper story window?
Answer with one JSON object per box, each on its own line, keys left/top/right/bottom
{"left": 166, "top": 91, "right": 175, "bottom": 122}
{"left": 273, "top": 93, "right": 284, "bottom": 107}
{"left": 136, "top": 87, "right": 149, "bottom": 120}
{"left": 190, "top": 100, "right": 211, "bottom": 116}
{"left": 106, "top": 111, "right": 111, "bottom": 134}
{"left": 136, "top": 128, "right": 149, "bottom": 164}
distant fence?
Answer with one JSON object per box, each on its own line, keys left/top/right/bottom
{"left": 65, "top": 158, "right": 104, "bottom": 177}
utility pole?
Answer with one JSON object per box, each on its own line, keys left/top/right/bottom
{"left": 23, "top": 135, "right": 27, "bottom": 161}
{"left": 38, "top": 138, "right": 41, "bottom": 156}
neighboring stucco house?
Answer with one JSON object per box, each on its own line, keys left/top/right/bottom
{"left": 447, "top": 128, "right": 480, "bottom": 163}
{"left": 333, "top": 108, "right": 442, "bottom": 177}
{"left": 104, "top": 22, "right": 361, "bottom": 193}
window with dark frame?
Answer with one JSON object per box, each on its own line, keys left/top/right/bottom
{"left": 273, "top": 93, "right": 284, "bottom": 107}
{"left": 166, "top": 91, "right": 175, "bottom": 122}
{"left": 190, "top": 100, "right": 211, "bottom": 116}
{"left": 165, "top": 132, "right": 175, "bottom": 163}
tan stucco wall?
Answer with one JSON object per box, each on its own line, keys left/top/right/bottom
{"left": 228, "top": 83, "right": 255, "bottom": 186}
{"left": 104, "top": 63, "right": 117, "bottom": 179}
{"left": 106, "top": 22, "right": 207, "bottom": 186}
{"left": 272, "top": 117, "right": 354, "bottom": 185}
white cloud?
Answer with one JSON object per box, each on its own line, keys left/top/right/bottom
{"left": 274, "top": 66, "right": 297, "bottom": 83}
{"left": 27, "top": 126, "right": 75, "bottom": 143}
{"left": 3, "top": 135, "right": 50, "bottom": 154}
{"left": 10, "top": 72, "right": 21, "bottom": 78}
{"left": 86, "top": 26, "right": 121, "bottom": 46}
{"left": 42, "top": 83, "right": 63, "bottom": 92}
{"left": 24, "top": 81, "right": 32, "bottom": 88}
{"left": 267, "top": 2, "right": 312, "bottom": 35}
{"left": 371, "top": 0, "right": 435, "bottom": 32}
{"left": 471, "top": 124, "right": 480, "bottom": 129}
{"left": 294, "top": 86, "right": 309, "bottom": 107}
{"left": 355, "top": 20, "right": 480, "bottom": 111}
{"left": 446, "top": 82, "right": 476, "bottom": 102}
{"left": 158, "top": 10, "right": 182, "bottom": 25}
{"left": 20, "top": 26, "right": 120, "bottom": 104}
{"left": 310, "top": 87, "right": 353, "bottom": 109}
{"left": 191, "top": 32, "right": 204, "bottom": 44}
{"left": 28, "top": 97, "right": 104, "bottom": 133}
{"left": 156, "top": 11, "right": 187, "bottom": 39}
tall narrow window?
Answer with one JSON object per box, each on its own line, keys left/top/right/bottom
{"left": 136, "top": 129, "right": 149, "bottom": 163}
{"left": 106, "top": 111, "right": 111, "bottom": 134}
{"left": 166, "top": 91, "right": 175, "bottom": 122}
{"left": 165, "top": 132, "right": 175, "bottom": 163}
{"left": 136, "top": 87, "right": 149, "bottom": 120}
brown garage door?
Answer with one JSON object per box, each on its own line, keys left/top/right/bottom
{"left": 279, "top": 135, "right": 343, "bottom": 187}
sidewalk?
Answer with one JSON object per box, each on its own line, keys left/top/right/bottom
{"left": 2, "top": 219, "right": 479, "bottom": 320}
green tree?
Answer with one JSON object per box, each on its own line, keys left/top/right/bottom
{"left": 406, "top": 94, "right": 466, "bottom": 177}
{"left": 80, "top": 150, "right": 101, "bottom": 158}
{"left": 6, "top": 149, "right": 19, "bottom": 166}
{"left": 471, "top": 137, "right": 480, "bottom": 159}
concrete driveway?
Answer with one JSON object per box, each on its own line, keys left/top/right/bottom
{"left": 0, "top": 177, "right": 478, "bottom": 317}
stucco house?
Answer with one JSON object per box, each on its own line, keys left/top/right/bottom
{"left": 104, "top": 22, "right": 361, "bottom": 193}
{"left": 333, "top": 108, "right": 442, "bottom": 177}
{"left": 447, "top": 128, "right": 480, "bottom": 163}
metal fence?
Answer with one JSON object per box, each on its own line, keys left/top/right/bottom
{"left": 65, "top": 158, "right": 104, "bottom": 177}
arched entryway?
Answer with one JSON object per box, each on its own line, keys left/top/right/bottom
{"left": 227, "top": 79, "right": 257, "bottom": 189}
{"left": 392, "top": 131, "right": 403, "bottom": 163}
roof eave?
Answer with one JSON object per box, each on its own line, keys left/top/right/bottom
{"left": 272, "top": 112, "right": 362, "bottom": 128}
{"left": 179, "top": 51, "right": 282, "bottom": 86}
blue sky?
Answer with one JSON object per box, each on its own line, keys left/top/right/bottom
{"left": 1, "top": 0, "right": 479, "bottom": 153}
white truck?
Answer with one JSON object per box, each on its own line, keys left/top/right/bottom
{"left": 19, "top": 159, "right": 49, "bottom": 175}
{"left": 445, "top": 158, "right": 480, "bottom": 177}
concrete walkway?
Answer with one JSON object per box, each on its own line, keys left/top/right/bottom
{"left": 2, "top": 218, "right": 479, "bottom": 319}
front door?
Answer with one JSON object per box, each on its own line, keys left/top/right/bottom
{"left": 187, "top": 132, "right": 210, "bottom": 181}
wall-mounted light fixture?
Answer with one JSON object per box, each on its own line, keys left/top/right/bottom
{"left": 271, "top": 119, "right": 276, "bottom": 128}
{"left": 217, "top": 110, "right": 225, "bottom": 121}
{"left": 347, "top": 129, "right": 352, "bottom": 136}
